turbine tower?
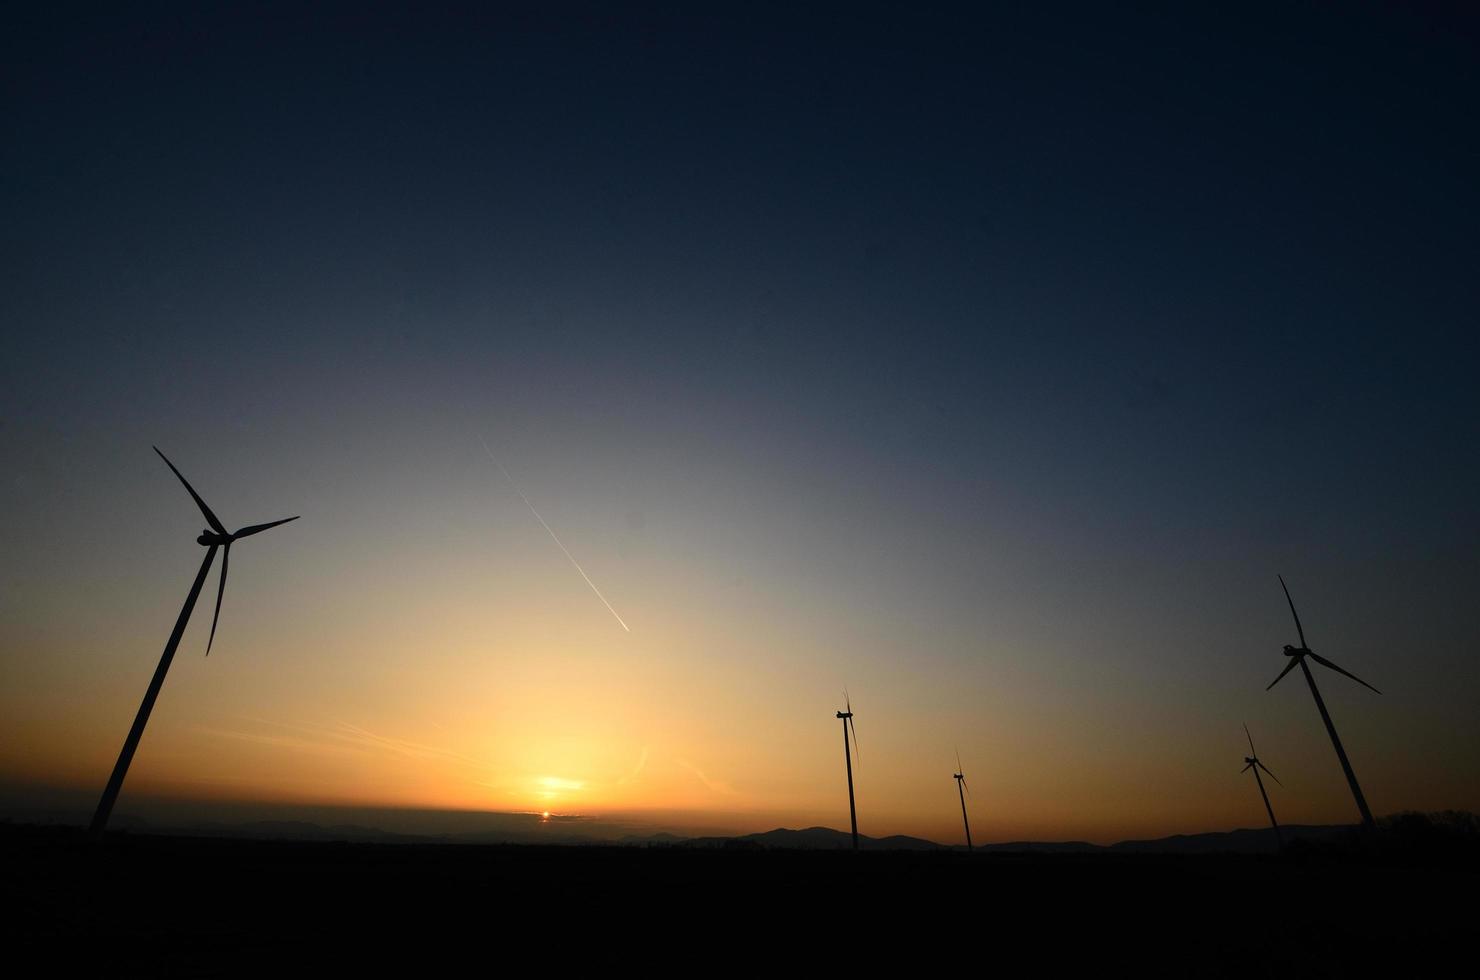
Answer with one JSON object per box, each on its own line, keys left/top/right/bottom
{"left": 89, "top": 448, "right": 298, "bottom": 838}
{"left": 1267, "top": 575, "right": 1380, "bottom": 829}
{"left": 953, "top": 748, "right": 973, "bottom": 852}
{"left": 837, "top": 691, "right": 860, "bottom": 851}
{"left": 1241, "top": 724, "right": 1283, "bottom": 847}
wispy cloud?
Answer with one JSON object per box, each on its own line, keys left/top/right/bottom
{"left": 674, "top": 758, "right": 736, "bottom": 796}
{"left": 331, "top": 720, "right": 490, "bottom": 769}
{"left": 193, "top": 726, "right": 358, "bottom": 758}
{"left": 202, "top": 717, "right": 493, "bottom": 772}
{"left": 617, "top": 746, "right": 650, "bottom": 785}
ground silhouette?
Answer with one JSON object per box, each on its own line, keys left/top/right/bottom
{"left": 5, "top": 816, "right": 1474, "bottom": 974}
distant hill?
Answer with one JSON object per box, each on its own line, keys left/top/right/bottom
{"left": 977, "top": 840, "right": 1101, "bottom": 854}
{"left": 682, "top": 826, "right": 943, "bottom": 851}
{"left": 182, "top": 820, "right": 435, "bottom": 844}
{"left": 619, "top": 831, "right": 688, "bottom": 845}
{"left": 0, "top": 796, "right": 1356, "bottom": 853}
{"left": 678, "top": 824, "right": 1354, "bottom": 854}
{"left": 1107, "top": 824, "right": 1351, "bottom": 854}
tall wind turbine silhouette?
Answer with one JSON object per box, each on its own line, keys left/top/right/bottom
{"left": 953, "top": 748, "right": 973, "bottom": 852}
{"left": 89, "top": 448, "right": 298, "bottom": 838}
{"left": 836, "top": 691, "right": 860, "bottom": 851}
{"left": 1267, "top": 575, "right": 1380, "bottom": 829}
{"left": 1241, "top": 724, "right": 1283, "bottom": 847}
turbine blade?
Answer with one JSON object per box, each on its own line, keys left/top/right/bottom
{"left": 1266, "top": 658, "right": 1299, "bottom": 691}
{"left": 234, "top": 515, "right": 300, "bottom": 538}
{"left": 1241, "top": 762, "right": 1252, "bottom": 772}
{"left": 206, "top": 544, "right": 229, "bottom": 656}
{"left": 155, "top": 447, "right": 226, "bottom": 535}
{"left": 1307, "top": 652, "right": 1382, "bottom": 695}
{"left": 956, "top": 746, "right": 963, "bottom": 775}
{"left": 1258, "top": 760, "right": 1283, "bottom": 787}
{"left": 844, "top": 688, "right": 851, "bottom": 715}
{"left": 848, "top": 716, "right": 859, "bottom": 765}
{"left": 961, "top": 775, "right": 969, "bottom": 797}
{"left": 1278, "top": 575, "right": 1307, "bottom": 648}
{"left": 1244, "top": 723, "right": 1256, "bottom": 757}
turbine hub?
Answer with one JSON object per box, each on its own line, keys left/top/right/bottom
{"left": 1282, "top": 644, "right": 1308, "bottom": 657}
{"left": 1244, "top": 756, "right": 1256, "bottom": 765}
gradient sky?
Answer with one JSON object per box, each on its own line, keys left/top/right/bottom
{"left": 3, "top": 3, "right": 1478, "bottom": 844}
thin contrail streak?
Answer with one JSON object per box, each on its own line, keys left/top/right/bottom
{"left": 482, "top": 439, "right": 631, "bottom": 632}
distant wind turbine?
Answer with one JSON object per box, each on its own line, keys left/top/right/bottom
{"left": 953, "top": 748, "right": 973, "bottom": 852}
{"left": 1241, "top": 724, "right": 1283, "bottom": 847}
{"left": 836, "top": 691, "right": 860, "bottom": 851}
{"left": 1267, "top": 575, "right": 1380, "bottom": 829}
{"left": 89, "top": 448, "right": 298, "bottom": 838}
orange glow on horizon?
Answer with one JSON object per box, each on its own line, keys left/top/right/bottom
{"left": 2, "top": 460, "right": 1476, "bottom": 847}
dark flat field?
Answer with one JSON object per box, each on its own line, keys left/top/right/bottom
{"left": 4, "top": 824, "right": 1473, "bottom": 975}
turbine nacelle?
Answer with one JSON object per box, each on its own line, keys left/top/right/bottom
{"left": 1241, "top": 725, "right": 1282, "bottom": 784}
{"left": 1268, "top": 579, "right": 1381, "bottom": 695}
{"left": 156, "top": 447, "right": 298, "bottom": 655}
{"left": 836, "top": 710, "right": 852, "bottom": 719}
{"left": 196, "top": 521, "right": 296, "bottom": 547}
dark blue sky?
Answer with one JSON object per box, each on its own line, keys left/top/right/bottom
{"left": 9, "top": 4, "right": 1477, "bottom": 475}
{"left": 3, "top": 3, "right": 1478, "bottom": 836}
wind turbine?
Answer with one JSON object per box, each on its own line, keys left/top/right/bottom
{"left": 1267, "top": 575, "right": 1380, "bottom": 829}
{"left": 89, "top": 447, "right": 298, "bottom": 838}
{"left": 836, "top": 691, "right": 860, "bottom": 851}
{"left": 1241, "top": 724, "right": 1283, "bottom": 847}
{"left": 953, "top": 748, "right": 973, "bottom": 852}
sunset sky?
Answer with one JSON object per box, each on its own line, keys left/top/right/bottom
{"left": 3, "top": 4, "right": 1478, "bottom": 845}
